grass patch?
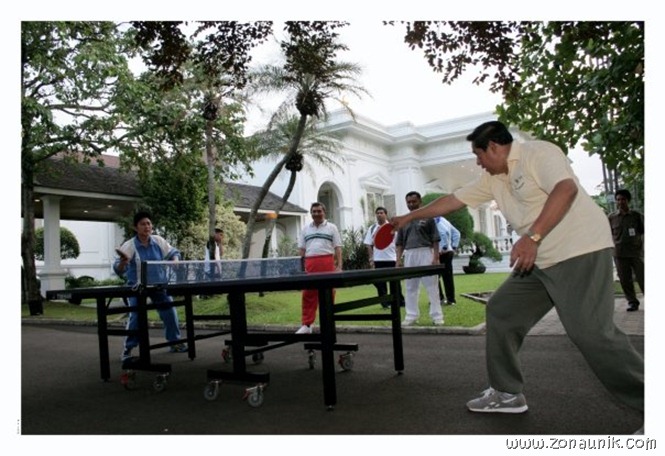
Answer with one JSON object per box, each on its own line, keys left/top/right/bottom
{"left": 25, "top": 273, "right": 514, "bottom": 328}
{"left": 24, "top": 275, "right": 633, "bottom": 329}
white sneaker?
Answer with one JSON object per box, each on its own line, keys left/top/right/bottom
{"left": 295, "top": 325, "right": 312, "bottom": 334}
{"left": 401, "top": 319, "right": 416, "bottom": 327}
{"left": 433, "top": 319, "right": 444, "bottom": 326}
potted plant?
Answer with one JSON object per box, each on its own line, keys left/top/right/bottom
{"left": 462, "top": 232, "right": 503, "bottom": 274}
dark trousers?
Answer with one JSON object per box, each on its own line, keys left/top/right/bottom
{"left": 437, "top": 251, "right": 456, "bottom": 303}
{"left": 374, "top": 260, "right": 404, "bottom": 307}
{"left": 486, "top": 249, "right": 643, "bottom": 412}
{"left": 613, "top": 256, "right": 645, "bottom": 305}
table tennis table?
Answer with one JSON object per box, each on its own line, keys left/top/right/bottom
{"left": 46, "top": 257, "right": 445, "bottom": 409}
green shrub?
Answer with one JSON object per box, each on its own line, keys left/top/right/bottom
{"left": 65, "top": 275, "right": 95, "bottom": 289}
{"left": 342, "top": 227, "right": 370, "bottom": 270}
{"left": 275, "top": 235, "right": 299, "bottom": 257}
{"left": 65, "top": 275, "right": 124, "bottom": 289}
{"left": 34, "top": 226, "right": 80, "bottom": 260}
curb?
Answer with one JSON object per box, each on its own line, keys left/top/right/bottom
{"left": 21, "top": 317, "right": 487, "bottom": 336}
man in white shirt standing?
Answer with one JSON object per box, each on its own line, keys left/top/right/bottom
{"left": 364, "top": 206, "right": 405, "bottom": 309}
{"left": 435, "top": 216, "right": 460, "bottom": 305}
{"left": 205, "top": 227, "right": 224, "bottom": 261}
{"left": 296, "top": 202, "right": 343, "bottom": 334}
{"left": 201, "top": 227, "right": 224, "bottom": 298}
{"left": 395, "top": 191, "right": 443, "bottom": 327}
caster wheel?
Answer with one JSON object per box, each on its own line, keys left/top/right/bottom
{"left": 247, "top": 390, "right": 264, "bottom": 407}
{"left": 204, "top": 382, "right": 220, "bottom": 401}
{"left": 339, "top": 353, "right": 354, "bottom": 371}
{"left": 153, "top": 374, "right": 168, "bottom": 392}
{"left": 244, "top": 384, "right": 266, "bottom": 408}
{"left": 221, "top": 348, "right": 232, "bottom": 363}
{"left": 251, "top": 352, "right": 265, "bottom": 364}
{"left": 120, "top": 371, "right": 137, "bottom": 390}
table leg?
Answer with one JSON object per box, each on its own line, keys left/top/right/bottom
{"left": 318, "top": 287, "right": 337, "bottom": 410}
{"left": 97, "top": 297, "right": 110, "bottom": 381}
{"left": 389, "top": 280, "right": 405, "bottom": 373}
{"left": 229, "top": 291, "right": 248, "bottom": 374}
{"left": 137, "top": 294, "right": 151, "bottom": 364}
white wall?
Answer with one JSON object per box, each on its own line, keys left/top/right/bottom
{"left": 35, "top": 220, "right": 124, "bottom": 281}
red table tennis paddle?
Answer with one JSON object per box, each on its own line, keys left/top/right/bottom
{"left": 374, "top": 223, "right": 395, "bottom": 250}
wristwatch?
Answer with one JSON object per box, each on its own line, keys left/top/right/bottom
{"left": 527, "top": 230, "right": 542, "bottom": 244}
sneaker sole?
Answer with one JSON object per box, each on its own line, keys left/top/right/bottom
{"left": 467, "top": 405, "right": 528, "bottom": 414}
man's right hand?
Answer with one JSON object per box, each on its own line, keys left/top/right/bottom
{"left": 389, "top": 214, "right": 409, "bottom": 231}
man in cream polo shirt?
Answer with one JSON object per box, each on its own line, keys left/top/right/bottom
{"left": 296, "top": 202, "right": 343, "bottom": 334}
{"left": 390, "top": 121, "right": 643, "bottom": 431}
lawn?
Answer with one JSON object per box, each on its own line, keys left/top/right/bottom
{"left": 24, "top": 272, "right": 510, "bottom": 328}
{"left": 23, "top": 273, "right": 632, "bottom": 329}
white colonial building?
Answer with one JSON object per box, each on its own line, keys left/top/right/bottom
{"left": 34, "top": 110, "right": 521, "bottom": 293}
{"left": 239, "top": 110, "right": 517, "bottom": 254}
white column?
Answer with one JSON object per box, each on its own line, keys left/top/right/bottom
{"left": 270, "top": 223, "right": 278, "bottom": 257}
{"left": 38, "top": 196, "right": 67, "bottom": 294}
{"left": 337, "top": 206, "right": 353, "bottom": 229}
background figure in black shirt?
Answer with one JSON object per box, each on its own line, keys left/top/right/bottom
{"left": 608, "top": 189, "right": 644, "bottom": 312}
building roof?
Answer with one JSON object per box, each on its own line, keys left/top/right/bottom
{"left": 223, "top": 183, "right": 307, "bottom": 217}
{"left": 32, "top": 157, "right": 306, "bottom": 222}
{"left": 35, "top": 157, "right": 142, "bottom": 198}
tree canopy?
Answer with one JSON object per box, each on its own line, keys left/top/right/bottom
{"left": 21, "top": 21, "right": 273, "bottom": 304}
{"left": 128, "top": 21, "right": 274, "bottom": 254}
{"left": 21, "top": 21, "right": 136, "bottom": 307}
{"left": 395, "top": 21, "right": 644, "bottom": 189}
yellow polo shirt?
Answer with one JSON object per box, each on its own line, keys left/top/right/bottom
{"left": 454, "top": 140, "right": 613, "bottom": 269}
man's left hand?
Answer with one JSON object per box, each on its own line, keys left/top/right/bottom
{"left": 510, "top": 235, "right": 539, "bottom": 275}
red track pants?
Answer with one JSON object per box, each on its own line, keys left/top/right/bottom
{"left": 301, "top": 254, "right": 336, "bottom": 326}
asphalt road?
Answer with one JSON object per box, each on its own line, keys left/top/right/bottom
{"left": 20, "top": 323, "right": 643, "bottom": 439}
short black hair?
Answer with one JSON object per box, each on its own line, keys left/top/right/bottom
{"left": 375, "top": 206, "right": 388, "bottom": 215}
{"left": 615, "top": 189, "right": 632, "bottom": 201}
{"left": 405, "top": 191, "right": 421, "bottom": 200}
{"left": 310, "top": 202, "right": 326, "bottom": 212}
{"left": 133, "top": 210, "right": 152, "bottom": 227}
{"left": 466, "top": 120, "right": 513, "bottom": 150}
{"left": 214, "top": 227, "right": 224, "bottom": 233}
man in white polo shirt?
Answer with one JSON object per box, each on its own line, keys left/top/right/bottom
{"left": 364, "top": 206, "right": 405, "bottom": 308}
{"left": 296, "top": 202, "right": 343, "bottom": 334}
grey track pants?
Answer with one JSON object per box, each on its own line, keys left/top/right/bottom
{"left": 485, "top": 248, "right": 644, "bottom": 412}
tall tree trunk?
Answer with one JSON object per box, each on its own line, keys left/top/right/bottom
{"left": 260, "top": 170, "right": 297, "bottom": 259}
{"left": 241, "top": 114, "right": 308, "bottom": 259}
{"left": 257, "top": 170, "right": 298, "bottom": 298}
{"left": 205, "top": 119, "right": 218, "bottom": 260}
{"left": 21, "top": 159, "right": 43, "bottom": 315}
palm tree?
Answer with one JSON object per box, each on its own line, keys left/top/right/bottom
{"left": 240, "top": 21, "right": 367, "bottom": 259}
{"left": 254, "top": 109, "right": 344, "bottom": 260}
{"left": 130, "top": 20, "right": 272, "bottom": 261}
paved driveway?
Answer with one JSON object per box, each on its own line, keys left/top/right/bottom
{"left": 21, "top": 323, "right": 643, "bottom": 437}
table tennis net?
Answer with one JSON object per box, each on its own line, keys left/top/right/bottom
{"left": 140, "top": 256, "right": 304, "bottom": 286}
